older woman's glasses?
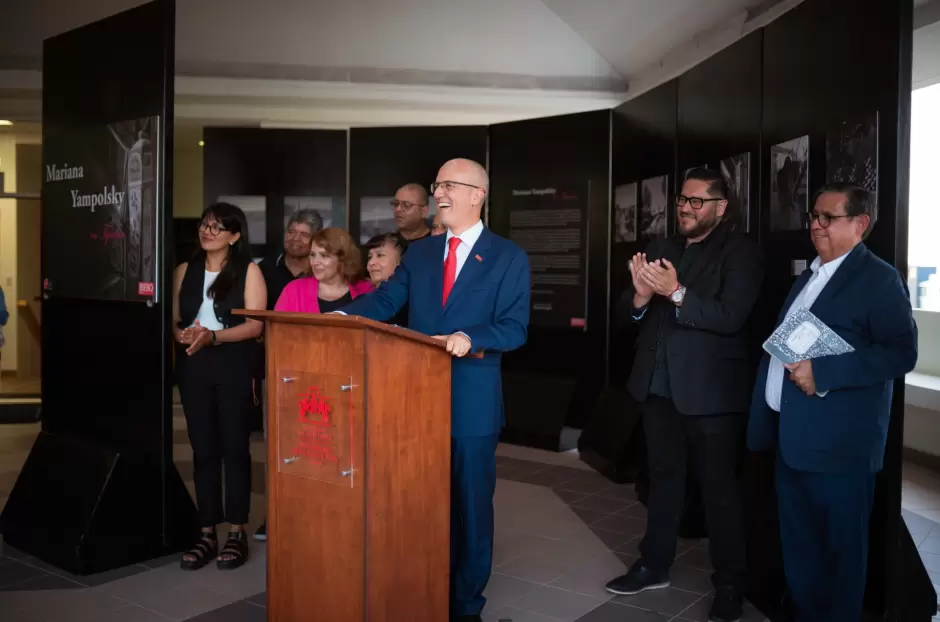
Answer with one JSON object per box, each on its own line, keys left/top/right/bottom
{"left": 198, "top": 221, "right": 227, "bottom": 236}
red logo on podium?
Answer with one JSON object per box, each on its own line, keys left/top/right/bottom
{"left": 138, "top": 282, "right": 155, "bottom": 296}
{"left": 298, "top": 386, "right": 332, "bottom": 426}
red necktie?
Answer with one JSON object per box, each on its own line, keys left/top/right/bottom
{"left": 442, "top": 236, "right": 461, "bottom": 307}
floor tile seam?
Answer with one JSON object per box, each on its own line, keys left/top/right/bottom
{"left": 111, "top": 598, "right": 179, "bottom": 620}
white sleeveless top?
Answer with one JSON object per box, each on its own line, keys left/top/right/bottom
{"left": 192, "top": 270, "right": 225, "bottom": 330}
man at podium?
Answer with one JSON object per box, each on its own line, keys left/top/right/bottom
{"left": 336, "top": 158, "right": 531, "bottom": 622}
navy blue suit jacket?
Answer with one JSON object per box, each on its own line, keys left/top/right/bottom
{"left": 747, "top": 243, "right": 918, "bottom": 473}
{"left": 338, "top": 227, "right": 531, "bottom": 438}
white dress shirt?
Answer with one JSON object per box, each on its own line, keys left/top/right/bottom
{"left": 765, "top": 251, "right": 851, "bottom": 411}
{"left": 445, "top": 220, "right": 485, "bottom": 280}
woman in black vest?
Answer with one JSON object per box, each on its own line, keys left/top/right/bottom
{"left": 173, "top": 202, "right": 266, "bottom": 571}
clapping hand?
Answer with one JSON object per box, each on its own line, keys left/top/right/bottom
{"left": 177, "top": 320, "right": 213, "bottom": 355}
{"left": 637, "top": 258, "right": 680, "bottom": 298}
{"left": 629, "top": 253, "right": 655, "bottom": 302}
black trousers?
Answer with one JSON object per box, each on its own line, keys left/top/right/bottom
{"left": 639, "top": 396, "right": 747, "bottom": 591}
{"left": 178, "top": 343, "right": 254, "bottom": 527}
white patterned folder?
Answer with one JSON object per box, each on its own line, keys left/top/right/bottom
{"left": 763, "top": 306, "right": 855, "bottom": 365}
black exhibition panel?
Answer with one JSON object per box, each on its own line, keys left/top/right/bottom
{"left": 348, "top": 126, "right": 488, "bottom": 243}
{"left": 0, "top": 0, "right": 199, "bottom": 575}
{"left": 201, "top": 127, "right": 347, "bottom": 259}
{"left": 578, "top": 81, "right": 677, "bottom": 481}
{"left": 488, "top": 110, "right": 611, "bottom": 450}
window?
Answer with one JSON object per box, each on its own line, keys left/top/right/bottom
{"left": 909, "top": 83, "right": 940, "bottom": 311}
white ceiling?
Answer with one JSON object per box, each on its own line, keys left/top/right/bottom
{"left": 29, "top": 0, "right": 940, "bottom": 128}
{"left": 0, "top": 0, "right": 773, "bottom": 90}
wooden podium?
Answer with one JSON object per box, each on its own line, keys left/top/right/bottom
{"left": 235, "top": 311, "right": 452, "bottom": 622}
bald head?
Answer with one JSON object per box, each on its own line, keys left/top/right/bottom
{"left": 441, "top": 158, "right": 489, "bottom": 193}
{"left": 395, "top": 182, "right": 429, "bottom": 206}
{"left": 434, "top": 158, "right": 488, "bottom": 235}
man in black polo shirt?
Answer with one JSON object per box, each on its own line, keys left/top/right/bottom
{"left": 253, "top": 208, "right": 323, "bottom": 541}
{"left": 604, "top": 168, "right": 763, "bottom": 622}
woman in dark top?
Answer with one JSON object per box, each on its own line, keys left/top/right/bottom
{"left": 274, "top": 227, "right": 373, "bottom": 312}
{"left": 364, "top": 232, "right": 409, "bottom": 327}
{"left": 172, "top": 202, "right": 266, "bottom": 571}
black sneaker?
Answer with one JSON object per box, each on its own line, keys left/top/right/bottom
{"left": 604, "top": 561, "right": 670, "bottom": 595}
{"left": 253, "top": 522, "right": 267, "bottom": 541}
{"left": 709, "top": 586, "right": 743, "bottom": 622}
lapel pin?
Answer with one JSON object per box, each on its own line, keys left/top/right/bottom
{"left": 475, "top": 254, "right": 483, "bottom": 262}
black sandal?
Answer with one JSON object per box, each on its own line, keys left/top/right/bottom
{"left": 217, "top": 530, "right": 249, "bottom": 570}
{"left": 180, "top": 530, "right": 218, "bottom": 570}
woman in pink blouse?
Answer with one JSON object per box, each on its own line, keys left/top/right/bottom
{"left": 274, "top": 227, "right": 373, "bottom": 313}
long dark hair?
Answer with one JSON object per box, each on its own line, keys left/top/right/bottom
{"left": 198, "top": 202, "right": 251, "bottom": 301}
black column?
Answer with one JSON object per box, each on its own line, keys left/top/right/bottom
{"left": 0, "top": 0, "right": 198, "bottom": 575}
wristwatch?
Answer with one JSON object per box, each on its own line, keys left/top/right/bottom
{"left": 670, "top": 285, "right": 686, "bottom": 305}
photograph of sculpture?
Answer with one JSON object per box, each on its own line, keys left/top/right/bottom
{"left": 640, "top": 175, "right": 668, "bottom": 239}
{"left": 613, "top": 182, "right": 638, "bottom": 243}
{"left": 769, "top": 136, "right": 810, "bottom": 232}
{"left": 720, "top": 152, "right": 751, "bottom": 232}
{"left": 826, "top": 112, "right": 878, "bottom": 207}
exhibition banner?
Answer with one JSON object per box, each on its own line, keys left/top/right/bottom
{"left": 43, "top": 116, "right": 160, "bottom": 302}
{"left": 507, "top": 182, "right": 589, "bottom": 329}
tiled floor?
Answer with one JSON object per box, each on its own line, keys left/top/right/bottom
{"left": 0, "top": 407, "right": 939, "bottom": 621}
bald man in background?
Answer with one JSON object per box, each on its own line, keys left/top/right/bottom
{"left": 338, "top": 159, "right": 531, "bottom": 621}
{"left": 392, "top": 182, "right": 432, "bottom": 246}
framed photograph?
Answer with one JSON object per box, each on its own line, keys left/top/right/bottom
{"left": 359, "top": 196, "right": 397, "bottom": 244}
{"left": 217, "top": 195, "right": 266, "bottom": 245}
{"left": 826, "top": 112, "right": 878, "bottom": 208}
{"left": 613, "top": 183, "right": 638, "bottom": 243}
{"left": 640, "top": 175, "right": 668, "bottom": 239}
{"left": 720, "top": 152, "right": 751, "bottom": 232}
{"left": 769, "top": 136, "right": 809, "bottom": 232}
{"left": 284, "top": 196, "right": 336, "bottom": 231}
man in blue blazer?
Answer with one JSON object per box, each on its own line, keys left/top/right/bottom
{"left": 338, "top": 158, "right": 530, "bottom": 622}
{"left": 747, "top": 183, "right": 917, "bottom": 622}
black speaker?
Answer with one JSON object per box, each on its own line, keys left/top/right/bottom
{"left": 500, "top": 370, "right": 577, "bottom": 451}
{"left": 0, "top": 430, "right": 198, "bottom": 575}
{"left": 0, "top": 402, "right": 41, "bottom": 424}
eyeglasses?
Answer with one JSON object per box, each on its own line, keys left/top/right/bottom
{"left": 430, "top": 180, "right": 483, "bottom": 194}
{"left": 803, "top": 212, "right": 854, "bottom": 228}
{"left": 390, "top": 200, "right": 427, "bottom": 211}
{"left": 198, "top": 221, "right": 228, "bottom": 236}
{"left": 676, "top": 195, "right": 722, "bottom": 210}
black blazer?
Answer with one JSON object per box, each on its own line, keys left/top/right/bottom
{"left": 617, "top": 223, "right": 764, "bottom": 415}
